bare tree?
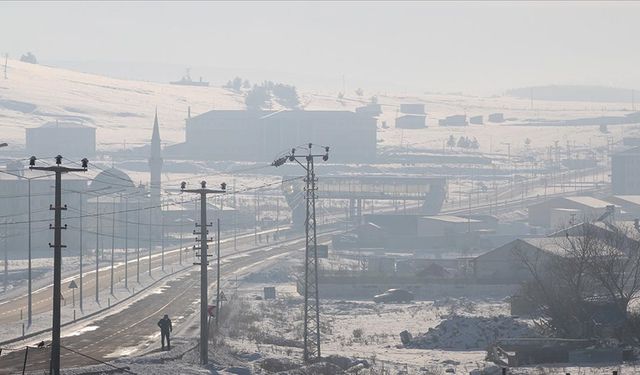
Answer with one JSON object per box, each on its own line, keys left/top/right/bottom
{"left": 516, "top": 222, "right": 640, "bottom": 340}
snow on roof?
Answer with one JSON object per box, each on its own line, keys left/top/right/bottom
{"left": 613, "top": 146, "right": 640, "bottom": 155}
{"left": 590, "top": 220, "right": 640, "bottom": 240}
{"left": 192, "top": 109, "right": 357, "bottom": 122}
{"left": 521, "top": 237, "right": 574, "bottom": 257}
{"left": 563, "top": 196, "right": 614, "bottom": 208}
{"left": 37, "top": 121, "right": 94, "bottom": 129}
{"left": 422, "top": 215, "right": 480, "bottom": 223}
{"left": 611, "top": 195, "right": 640, "bottom": 206}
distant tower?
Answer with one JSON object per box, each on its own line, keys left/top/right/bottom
{"left": 149, "top": 109, "right": 163, "bottom": 209}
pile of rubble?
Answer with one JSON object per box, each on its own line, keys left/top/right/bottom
{"left": 259, "top": 355, "right": 370, "bottom": 374}
{"left": 403, "top": 315, "right": 539, "bottom": 350}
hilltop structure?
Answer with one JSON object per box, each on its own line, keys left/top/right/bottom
{"left": 166, "top": 109, "right": 377, "bottom": 162}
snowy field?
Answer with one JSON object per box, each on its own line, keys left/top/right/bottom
{"left": 2, "top": 58, "right": 640, "bottom": 161}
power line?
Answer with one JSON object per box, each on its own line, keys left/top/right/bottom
{"left": 2, "top": 176, "right": 304, "bottom": 227}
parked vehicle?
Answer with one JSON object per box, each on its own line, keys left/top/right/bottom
{"left": 373, "top": 289, "right": 414, "bottom": 303}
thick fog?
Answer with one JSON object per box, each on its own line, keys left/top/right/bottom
{"left": 2, "top": 2, "right": 640, "bottom": 374}
{"left": 1, "top": 2, "right": 639, "bottom": 94}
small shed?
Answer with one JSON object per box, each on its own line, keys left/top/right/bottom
{"left": 438, "top": 114, "right": 467, "bottom": 127}
{"left": 396, "top": 114, "right": 426, "bottom": 129}
{"left": 469, "top": 115, "right": 484, "bottom": 125}
{"left": 488, "top": 113, "right": 505, "bottom": 123}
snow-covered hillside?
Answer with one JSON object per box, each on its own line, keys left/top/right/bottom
{"left": 0, "top": 59, "right": 245, "bottom": 150}
{"left": 1, "top": 58, "right": 640, "bottom": 157}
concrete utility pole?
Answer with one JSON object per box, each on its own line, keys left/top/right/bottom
{"left": 273, "top": 143, "right": 329, "bottom": 362}
{"left": 29, "top": 155, "right": 87, "bottom": 375}
{"left": 28, "top": 179, "right": 32, "bottom": 321}
{"left": 78, "top": 190, "right": 83, "bottom": 311}
{"left": 181, "top": 180, "right": 226, "bottom": 365}
{"left": 148, "top": 195, "right": 152, "bottom": 276}
{"left": 136, "top": 196, "right": 141, "bottom": 283}
{"left": 123, "top": 194, "right": 128, "bottom": 289}
{"left": 215, "top": 218, "right": 221, "bottom": 328}
{"left": 110, "top": 197, "right": 116, "bottom": 295}
{"left": 3, "top": 219, "right": 7, "bottom": 293}
{"left": 95, "top": 194, "right": 100, "bottom": 303}
{"left": 161, "top": 200, "right": 165, "bottom": 271}
{"left": 179, "top": 194, "right": 184, "bottom": 266}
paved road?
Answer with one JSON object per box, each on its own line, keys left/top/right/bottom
{"left": 0, "top": 231, "right": 335, "bottom": 374}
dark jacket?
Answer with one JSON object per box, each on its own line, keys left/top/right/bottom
{"left": 157, "top": 317, "right": 172, "bottom": 333}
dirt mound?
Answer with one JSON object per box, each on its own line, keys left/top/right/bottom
{"left": 407, "top": 315, "right": 539, "bottom": 350}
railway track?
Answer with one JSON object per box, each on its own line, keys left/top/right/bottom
{"left": 0, "top": 228, "right": 339, "bottom": 374}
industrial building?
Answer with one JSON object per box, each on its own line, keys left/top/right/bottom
{"left": 472, "top": 238, "right": 564, "bottom": 283}
{"left": 527, "top": 196, "right": 618, "bottom": 229}
{"left": 417, "top": 215, "right": 481, "bottom": 237}
{"left": 355, "top": 103, "right": 382, "bottom": 116}
{"left": 26, "top": 121, "right": 96, "bottom": 157}
{"left": 612, "top": 146, "right": 640, "bottom": 194}
{"left": 167, "top": 109, "right": 377, "bottom": 162}
{"left": 606, "top": 195, "right": 640, "bottom": 219}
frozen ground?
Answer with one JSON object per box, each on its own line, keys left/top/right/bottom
{"left": 210, "top": 259, "right": 640, "bottom": 374}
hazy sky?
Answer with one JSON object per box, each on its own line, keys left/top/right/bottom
{"left": 1, "top": 1, "right": 639, "bottom": 95}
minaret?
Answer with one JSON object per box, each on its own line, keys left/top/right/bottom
{"left": 149, "top": 109, "right": 163, "bottom": 210}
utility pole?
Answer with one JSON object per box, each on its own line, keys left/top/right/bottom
{"left": 181, "top": 180, "right": 226, "bottom": 365}
{"left": 161, "top": 199, "right": 165, "bottom": 271}
{"left": 29, "top": 155, "right": 87, "bottom": 375}
{"left": 95, "top": 194, "right": 100, "bottom": 303}
{"left": 273, "top": 143, "right": 329, "bottom": 362}
{"left": 78, "top": 190, "right": 83, "bottom": 311}
{"left": 215, "top": 218, "right": 221, "bottom": 328}
{"left": 28, "top": 179, "right": 32, "bottom": 322}
{"left": 3, "top": 53, "right": 7, "bottom": 79}
{"left": 136, "top": 195, "right": 141, "bottom": 283}
{"left": 233, "top": 178, "right": 237, "bottom": 251}
{"left": 148, "top": 195, "right": 152, "bottom": 276}
{"left": 123, "top": 194, "right": 128, "bottom": 289}
{"left": 179, "top": 194, "right": 184, "bottom": 266}
{"left": 3, "top": 220, "right": 7, "bottom": 293}
{"left": 110, "top": 196, "right": 116, "bottom": 295}
{"left": 254, "top": 190, "right": 258, "bottom": 244}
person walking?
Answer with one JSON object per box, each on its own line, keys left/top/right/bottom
{"left": 157, "top": 314, "right": 173, "bottom": 350}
